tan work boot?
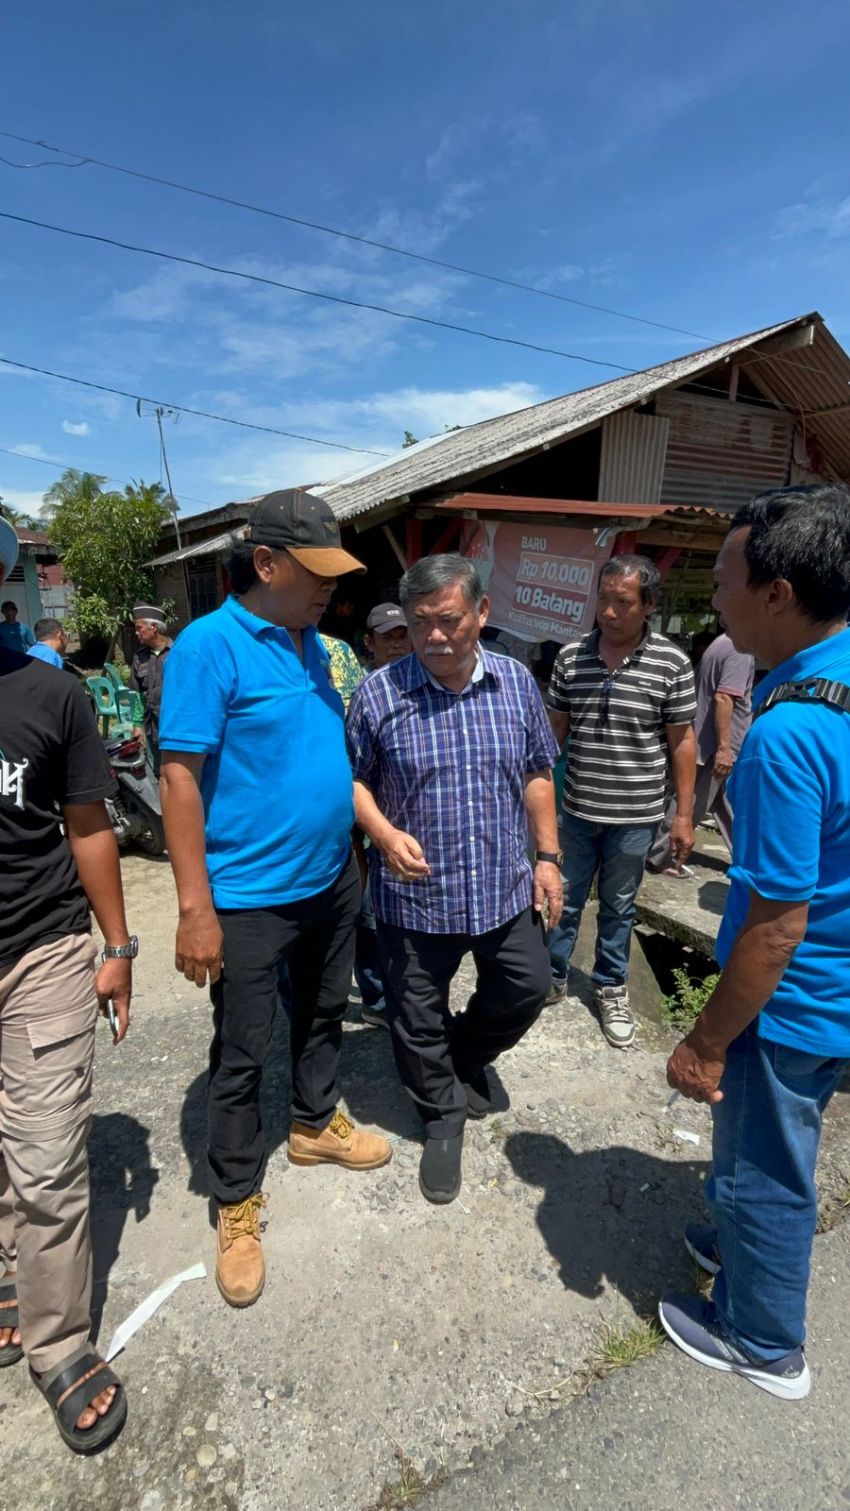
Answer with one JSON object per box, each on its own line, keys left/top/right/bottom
{"left": 215, "top": 1193, "right": 266, "bottom": 1308}
{"left": 288, "top": 1110, "right": 392, "bottom": 1170}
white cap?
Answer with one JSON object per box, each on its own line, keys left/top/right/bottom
{"left": 0, "top": 518, "right": 19, "bottom": 577}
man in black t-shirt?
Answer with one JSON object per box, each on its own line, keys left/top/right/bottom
{"left": 0, "top": 526, "right": 137, "bottom": 1453}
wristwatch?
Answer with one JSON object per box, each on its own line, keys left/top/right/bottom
{"left": 102, "top": 935, "right": 139, "bottom": 961}
{"left": 535, "top": 850, "right": 564, "bottom": 866}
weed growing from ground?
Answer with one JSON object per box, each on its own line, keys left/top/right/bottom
{"left": 663, "top": 966, "right": 721, "bottom": 1030}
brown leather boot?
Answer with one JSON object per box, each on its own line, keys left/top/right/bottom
{"left": 215, "top": 1193, "right": 266, "bottom": 1307}
{"left": 288, "top": 1110, "right": 392, "bottom": 1170}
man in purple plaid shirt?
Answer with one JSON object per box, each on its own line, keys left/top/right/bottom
{"left": 346, "top": 554, "right": 563, "bottom": 1205}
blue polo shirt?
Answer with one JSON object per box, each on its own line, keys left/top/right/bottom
{"left": 717, "top": 626, "right": 850, "bottom": 1057}
{"left": 159, "top": 595, "right": 354, "bottom": 909}
{"left": 28, "top": 642, "right": 63, "bottom": 668}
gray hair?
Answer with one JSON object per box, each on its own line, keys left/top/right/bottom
{"left": 399, "top": 552, "right": 483, "bottom": 611}
{"left": 599, "top": 553, "right": 662, "bottom": 605}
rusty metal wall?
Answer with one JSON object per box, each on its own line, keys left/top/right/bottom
{"left": 598, "top": 410, "right": 670, "bottom": 503}
{"left": 657, "top": 393, "right": 794, "bottom": 513}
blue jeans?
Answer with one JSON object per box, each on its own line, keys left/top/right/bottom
{"left": 548, "top": 813, "right": 656, "bottom": 987}
{"left": 708, "top": 1023, "right": 848, "bottom": 1360}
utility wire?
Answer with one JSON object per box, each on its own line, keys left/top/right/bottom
{"left": 0, "top": 443, "right": 215, "bottom": 507}
{"left": 0, "top": 126, "right": 713, "bottom": 342}
{"left": 0, "top": 209, "right": 641, "bottom": 374}
{"left": 0, "top": 356, "right": 392, "bottom": 456}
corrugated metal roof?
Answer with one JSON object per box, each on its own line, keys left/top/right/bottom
{"left": 315, "top": 313, "right": 849, "bottom": 523}
{"left": 150, "top": 526, "right": 245, "bottom": 566}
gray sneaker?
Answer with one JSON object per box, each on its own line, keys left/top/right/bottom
{"left": 594, "top": 984, "right": 635, "bottom": 1048}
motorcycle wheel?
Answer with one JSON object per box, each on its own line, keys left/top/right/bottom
{"left": 134, "top": 810, "right": 167, "bottom": 856}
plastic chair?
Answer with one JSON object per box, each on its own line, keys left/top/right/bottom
{"left": 86, "top": 676, "right": 135, "bottom": 738}
{"left": 102, "top": 661, "right": 124, "bottom": 692}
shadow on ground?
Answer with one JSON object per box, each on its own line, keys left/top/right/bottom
{"left": 88, "top": 1112, "right": 159, "bottom": 1340}
{"left": 505, "top": 1131, "right": 709, "bottom": 1314}
{"left": 179, "top": 1002, "right": 420, "bottom": 1210}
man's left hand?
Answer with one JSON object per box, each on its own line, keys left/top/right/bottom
{"left": 94, "top": 956, "right": 132, "bottom": 1044}
{"left": 666, "top": 1033, "right": 725, "bottom": 1104}
{"left": 533, "top": 861, "right": 563, "bottom": 931}
{"left": 668, "top": 814, "right": 694, "bottom": 867}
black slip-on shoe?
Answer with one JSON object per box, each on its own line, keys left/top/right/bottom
{"left": 419, "top": 1134, "right": 464, "bottom": 1205}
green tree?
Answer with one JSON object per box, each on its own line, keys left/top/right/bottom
{"left": 0, "top": 498, "right": 42, "bottom": 528}
{"left": 402, "top": 430, "right": 419, "bottom": 448}
{"left": 45, "top": 470, "right": 175, "bottom": 649}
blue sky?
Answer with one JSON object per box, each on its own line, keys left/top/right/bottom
{"left": 2, "top": 0, "right": 849, "bottom": 519}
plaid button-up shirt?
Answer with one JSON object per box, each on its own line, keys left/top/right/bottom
{"left": 346, "top": 647, "right": 559, "bottom": 936}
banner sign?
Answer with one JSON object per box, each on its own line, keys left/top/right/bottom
{"left": 460, "top": 519, "right": 613, "bottom": 644}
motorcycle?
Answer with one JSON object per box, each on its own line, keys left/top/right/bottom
{"left": 104, "top": 733, "right": 166, "bottom": 855}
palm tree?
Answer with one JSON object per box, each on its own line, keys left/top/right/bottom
{"left": 42, "top": 469, "right": 107, "bottom": 521}
{"left": 0, "top": 499, "right": 42, "bottom": 528}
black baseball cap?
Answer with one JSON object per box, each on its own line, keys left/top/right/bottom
{"left": 245, "top": 488, "right": 365, "bottom": 577}
{"left": 366, "top": 602, "right": 406, "bottom": 635}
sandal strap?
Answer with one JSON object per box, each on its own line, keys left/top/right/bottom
{"left": 0, "top": 1278, "right": 18, "bottom": 1329}
{"left": 34, "top": 1348, "right": 122, "bottom": 1434}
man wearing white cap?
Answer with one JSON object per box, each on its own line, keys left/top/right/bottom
{"left": 129, "top": 604, "right": 172, "bottom": 776}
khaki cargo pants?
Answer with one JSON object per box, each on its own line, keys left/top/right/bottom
{"left": 0, "top": 932, "right": 98, "bottom": 1371}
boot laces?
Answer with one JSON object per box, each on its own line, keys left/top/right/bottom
{"left": 328, "top": 1110, "right": 354, "bottom": 1140}
{"left": 221, "top": 1192, "right": 266, "bottom": 1242}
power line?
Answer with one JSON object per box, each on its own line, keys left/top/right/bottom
{"left": 0, "top": 126, "right": 713, "bottom": 342}
{"left": 0, "top": 356, "right": 392, "bottom": 456}
{"left": 0, "top": 443, "right": 214, "bottom": 507}
{"left": 0, "top": 209, "right": 641, "bottom": 374}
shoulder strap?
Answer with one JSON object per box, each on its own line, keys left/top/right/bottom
{"left": 755, "top": 677, "right": 850, "bottom": 720}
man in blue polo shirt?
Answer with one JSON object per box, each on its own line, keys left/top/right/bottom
{"left": 659, "top": 482, "right": 850, "bottom": 1401}
{"left": 159, "top": 490, "right": 391, "bottom": 1310}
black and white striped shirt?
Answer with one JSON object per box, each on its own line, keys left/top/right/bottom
{"left": 547, "top": 628, "right": 697, "bottom": 825}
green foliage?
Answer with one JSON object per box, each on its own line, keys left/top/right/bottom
{"left": 44, "top": 471, "right": 175, "bottom": 643}
{"left": 663, "top": 965, "right": 721, "bottom": 1028}
{"left": 402, "top": 430, "right": 419, "bottom": 448}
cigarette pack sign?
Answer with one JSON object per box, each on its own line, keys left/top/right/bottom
{"left": 460, "top": 519, "right": 613, "bottom": 643}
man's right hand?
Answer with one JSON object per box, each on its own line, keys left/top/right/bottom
{"left": 380, "top": 829, "right": 431, "bottom": 881}
{"left": 175, "top": 906, "right": 224, "bottom": 987}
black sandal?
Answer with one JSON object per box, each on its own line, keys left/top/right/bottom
{"left": 30, "top": 1344, "right": 127, "bottom": 1454}
{"left": 0, "top": 1277, "right": 23, "bottom": 1368}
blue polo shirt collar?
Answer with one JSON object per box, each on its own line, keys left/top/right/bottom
{"left": 753, "top": 625, "right": 850, "bottom": 710}
{"left": 225, "top": 592, "right": 320, "bottom": 654}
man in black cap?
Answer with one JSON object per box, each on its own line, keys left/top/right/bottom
{"left": 129, "top": 604, "right": 172, "bottom": 776}
{"left": 364, "top": 602, "right": 411, "bottom": 670}
{"left": 159, "top": 489, "right": 392, "bottom": 1310}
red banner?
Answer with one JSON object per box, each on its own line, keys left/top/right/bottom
{"left": 460, "top": 519, "right": 613, "bottom": 643}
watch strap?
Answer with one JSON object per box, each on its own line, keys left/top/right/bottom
{"left": 535, "top": 850, "right": 563, "bottom": 865}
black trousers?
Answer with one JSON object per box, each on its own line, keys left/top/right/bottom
{"left": 208, "top": 852, "right": 360, "bottom": 1204}
{"left": 377, "top": 907, "right": 550, "bottom": 1139}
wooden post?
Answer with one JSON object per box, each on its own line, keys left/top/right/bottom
{"left": 406, "top": 517, "right": 423, "bottom": 565}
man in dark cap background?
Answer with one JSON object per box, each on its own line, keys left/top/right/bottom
{"left": 364, "top": 602, "right": 411, "bottom": 670}
{"left": 129, "top": 604, "right": 172, "bottom": 776}
{"left": 159, "top": 489, "right": 392, "bottom": 1310}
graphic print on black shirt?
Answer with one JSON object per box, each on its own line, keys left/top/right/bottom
{"left": 0, "top": 648, "right": 115, "bottom": 963}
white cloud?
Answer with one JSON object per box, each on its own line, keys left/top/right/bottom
{"left": 773, "top": 195, "right": 850, "bottom": 240}
{"left": 7, "top": 443, "right": 55, "bottom": 460}
{"left": 189, "top": 380, "right": 549, "bottom": 505}
{"left": 62, "top": 420, "right": 90, "bottom": 436}
{"left": 0, "top": 488, "right": 47, "bottom": 516}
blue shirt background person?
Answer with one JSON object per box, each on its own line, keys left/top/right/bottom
{"left": 159, "top": 593, "right": 354, "bottom": 910}
{"left": 0, "top": 600, "right": 35, "bottom": 653}
{"left": 717, "top": 623, "right": 850, "bottom": 1057}
{"left": 28, "top": 641, "right": 63, "bottom": 668}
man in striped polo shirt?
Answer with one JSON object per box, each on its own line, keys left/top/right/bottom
{"left": 546, "top": 555, "right": 697, "bottom": 1047}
